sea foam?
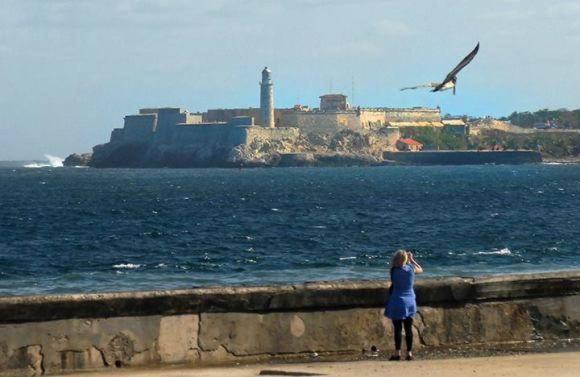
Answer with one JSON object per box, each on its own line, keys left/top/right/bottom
{"left": 475, "top": 248, "right": 512, "bottom": 256}
{"left": 23, "top": 154, "right": 64, "bottom": 168}
{"left": 113, "top": 263, "right": 142, "bottom": 269}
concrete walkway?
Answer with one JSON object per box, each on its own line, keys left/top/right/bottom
{"left": 58, "top": 352, "right": 580, "bottom": 377}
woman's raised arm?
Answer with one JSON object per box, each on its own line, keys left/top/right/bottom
{"left": 407, "top": 252, "right": 423, "bottom": 274}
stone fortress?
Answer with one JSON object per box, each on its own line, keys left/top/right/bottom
{"left": 83, "top": 67, "right": 456, "bottom": 168}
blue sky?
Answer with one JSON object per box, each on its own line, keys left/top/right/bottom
{"left": 1, "top": 0, "right": 580, "bottom": 160}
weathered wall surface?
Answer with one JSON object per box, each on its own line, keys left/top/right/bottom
{"left": 358, "top": 110, "right": 388, "bottom": 130}
{"left": 276, "top": 109, "right": 441, "bottom": 134}
{"left": 278, "top": 112, "right": 362, "bottom": 133}
{"left": 384, "top": 108, "right": 441, "bottom": 122}
{"left": 204, "top": 108, "right": 441, "bottom": 131}
{"left": 0, "top": 271, "right": 578, "bottom": 376}
{"left": 122, "top": 115, "right": 157, "bottom": 142}
{"left": 204, "top": 108, "right": 263, "bottom": 125}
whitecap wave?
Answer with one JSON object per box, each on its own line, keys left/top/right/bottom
{"left": 23, "top": 162, "right": 51, "bottom": 168}
{"left": 475, "top": 248, "right": 512, "bottom": 256}
{"left": 23, "top": 154, "right": 64, "bottom": 168}
{"left": 339, "top": 256, "right": 357, "bottom": 260}
{"left": 113, "top": 263, "right": 142, "bottom": 269}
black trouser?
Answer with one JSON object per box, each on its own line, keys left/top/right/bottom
{"left": 392, "top": 317, "right": 413, "bottom": 351}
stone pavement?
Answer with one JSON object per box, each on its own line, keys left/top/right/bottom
{"left": 58, "top": 351, "right": 580, "bottom": 377}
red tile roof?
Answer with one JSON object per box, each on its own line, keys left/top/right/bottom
{"left": 398, "top": 138, "right": 423, "bottom": 146}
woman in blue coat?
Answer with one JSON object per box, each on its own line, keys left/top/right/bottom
{"left": 385, "top": 250, "right": 423, "bottom": 360}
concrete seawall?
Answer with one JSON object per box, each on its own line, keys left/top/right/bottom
{"left": 383, "top": 150, "right": 542, "bottom": 165}
{"left": 1, "top": 271, "right": 578, "bottom": 376}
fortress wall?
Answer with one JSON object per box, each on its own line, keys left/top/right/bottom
{"left": 154, "top": 109, "right": 190, "bottom": 143}
{"left": 384, "top": 109, "right": 441, "bottom": 122}
{"left": 203, "top": 109, "right": 440, "bottom": 132}
{"left": 171, "top": 124, "right": 248, "bottom": 146}
{"left": 0, "top": 271, "right": 578, "bottom": 376}
{"left": 358, "top": 111, "right": 387, "bottom": 130}
{"left": 184, "top": 113, "right": 203, "bottom": 124}
{"left": 122, "top": 115, "right": 157, "bottom": 142}
{"left": 205, "top": 109, "right": 303, "bottom": 128}
{"left": 204, "top": 108, "right": 262, "bottom": 125}
{"left": 133, "top": 125, "right": 250, "bottom": 168}
{"left": 279, "top": 112, "right": 362, "bottom": 134}
{"left": 109, "top": 128, "right": 124, "bottom": 143}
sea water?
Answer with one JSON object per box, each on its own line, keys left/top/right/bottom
{"left": 0, "top": 164, "right": 579, "bottom": 296}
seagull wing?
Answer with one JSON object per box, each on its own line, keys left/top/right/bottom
{"left": 433, "top": 42, "right": 480, "bottom": 92}
{"left": 400, "top": 83, "right": 439, "bottom": 91}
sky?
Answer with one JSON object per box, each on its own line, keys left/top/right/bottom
{"left": 1, "top": 0, "right": 580, "bottom": 160}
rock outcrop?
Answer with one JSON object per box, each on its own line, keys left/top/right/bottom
{"left": 63, "top": 153, "right": 92, "bottom": 167}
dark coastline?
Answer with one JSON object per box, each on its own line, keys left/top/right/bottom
{"left": 63, "top": 150, "right": 545, "bottom": 168}
{"left": 383, "top": 150, "right": 542, "bottom": 165}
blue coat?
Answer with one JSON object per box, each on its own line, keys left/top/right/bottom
{"left": 384, "top": 264, "right": 417, "bottom": 320}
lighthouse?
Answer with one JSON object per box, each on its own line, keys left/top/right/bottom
{"left": 260, "top": 67, "right": 275, "bottom": 128}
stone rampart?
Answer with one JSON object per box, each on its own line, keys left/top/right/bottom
{"left": 384, "top": 108, "right": 441, "bottom": 122}
{"left": 278, "top": 111, "right": 361, "bottom": 133}
{"left": 204, "top": 108, "right": 263, "bottom": 125}
{"left": 122, "top": 114, "right": 157, "bottom": 142}
{"left": 0, "top": 271, "right": 578, "bottom": 376}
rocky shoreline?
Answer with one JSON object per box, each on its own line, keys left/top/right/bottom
{"left": 63, "top": 150, "right": 558, "bottom": 168}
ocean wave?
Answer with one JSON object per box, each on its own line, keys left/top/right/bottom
{"left": 23, "top": 154, "right": 63, "bottom": 168}
{"left": 475, "top": 248, "right": 512, "bottom": 256}
{"left": 23, "top": 162, "right": 52, "bottom": 168}
{"left": 113, "top": 263, "right": 142, "bottom": 269}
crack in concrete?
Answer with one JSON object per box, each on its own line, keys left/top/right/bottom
{"left": 414, "top": 311, "right": 428, "bottom": 346}
{"left": 93, "top": 346, "right": 109, "bottom": 367}
{"left": 197, "top": 313, "right": 207, "bottom": 351}
{"left": 38, "top": 345, "right": 45, "bottom": 376}
{"left": 220, "top": 344, "right": 236, "bottom": 356}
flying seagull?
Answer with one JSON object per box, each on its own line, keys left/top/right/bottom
{"left": 400, "top": 42, "right": 480, "bottom": 95}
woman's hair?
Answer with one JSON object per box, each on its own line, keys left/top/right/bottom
{"left": 391, "top": 250, "right": 408, "bottom": 268}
